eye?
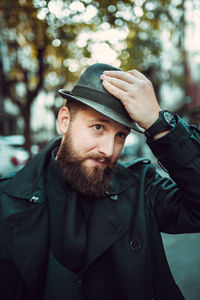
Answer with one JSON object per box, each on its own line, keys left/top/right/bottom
{"left": 93, "top": 124, "right": 103, "bottom": 132}
{"left": 117, "top": 132, "right": 127, "bottom": 139}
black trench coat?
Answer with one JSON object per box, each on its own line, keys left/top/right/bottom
{"left": 0, "top": 116, "right": 200, "bottom": 300}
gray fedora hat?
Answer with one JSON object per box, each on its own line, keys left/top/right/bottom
{"left": 58, "top": 63, "right": 142, "bottom": 132}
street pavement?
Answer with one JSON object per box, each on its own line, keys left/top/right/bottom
{"left": 162, "top": 233, "right": 200, "bottom": 300}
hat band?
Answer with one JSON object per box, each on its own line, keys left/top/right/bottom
{"left": 72, "top": 86, "right": 130, "bottom": 116}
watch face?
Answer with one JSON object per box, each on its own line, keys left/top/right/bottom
{"left": 163, "top": 111, "right": 174, "bottom": 125}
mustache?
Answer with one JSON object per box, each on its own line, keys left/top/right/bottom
{"left": 59, "top": 153, "right": 113, "bottom": 167}
{"left": 87, "top": 155, "right": 113, "bottom": 165}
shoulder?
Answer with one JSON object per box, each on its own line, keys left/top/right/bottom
{"left": 119, "top": 158, "right": 156, "bottom": 179}
{"left": 0, "top": 171, "right": 31, "bottom": 221}
{"left": 0, "top": 171, "right": 17, "bottom": 181}
{"left": 121, "top": 158, "right": 152, "bottom": 169}
{"left": 0, "top": 172, "right": 17, "bottom": 189}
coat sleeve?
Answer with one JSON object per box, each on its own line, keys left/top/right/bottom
{"left": 146, "top": 116, "right": 200, "bottom": 233}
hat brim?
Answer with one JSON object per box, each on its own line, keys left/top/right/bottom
{"left": 58, "top": 89, "right": 143, "bottom": 132}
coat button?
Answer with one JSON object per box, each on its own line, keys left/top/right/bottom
{"left": 110, "top": 195, "right": 118, "bottom": 200}
{"left": 130, "top": 239, "right": 141, "bottom": 250}
{"left": 30, "top": 195, "right": 39, "bottom": 204}
{"left": 76, "top": 278, "right": 82, "bottom": 284}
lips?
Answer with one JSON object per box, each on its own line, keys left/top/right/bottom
{"left": 91, "top": 158, "right": 105, "bottom": 166}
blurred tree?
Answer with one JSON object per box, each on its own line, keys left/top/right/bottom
{"left": 0, "top": 0, "right": 191, "bottom": 151}
{"left": 0, "top": 1, "right": 47, "bottom": 151}
{"left": 93, "top": 0, "right": 199, "bottom": 120}
{"left": 104, "top": 0, "right": 185, "bottom": 103}
{"left": 0, "top": 0, "right": 95, "bottom": 151}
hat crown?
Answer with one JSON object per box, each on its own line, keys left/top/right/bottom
{"left": 73, "top": 63, "right": 119, "bottom": 95}
{"left": 71, "top": 63, "right": 128, "bottom": 116}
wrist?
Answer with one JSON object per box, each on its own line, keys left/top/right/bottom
{"left": 144, "top": 110, "right": 176, "bottom": 139}
{"left": 142, "top": 112, "right": 160, "bottom": 130}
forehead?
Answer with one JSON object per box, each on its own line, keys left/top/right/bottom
{"left": 74, "top": 107, "right": 130, "bottom": 132}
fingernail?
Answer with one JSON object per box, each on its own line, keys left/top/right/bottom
{"left": 103, "top": 71, "right": 109, "bottom": 74}
{"left": 103, "top": 80, "right": 108, "bottom": 85}
{"left": 101, "top": 74, "right": 106, "bottom": 79}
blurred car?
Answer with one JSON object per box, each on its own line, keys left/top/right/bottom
{"left": 0, "top": 135, "right": 29, "bottom": 177}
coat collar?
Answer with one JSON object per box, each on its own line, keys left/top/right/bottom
{"left": 2, "top": 136, "right": 62, "bottom": 200}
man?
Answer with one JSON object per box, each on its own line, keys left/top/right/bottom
{"left": 0, "top": 63, "right": 200, "bottom": 300}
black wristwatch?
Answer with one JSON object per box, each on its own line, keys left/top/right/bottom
{"left": 144, "top": 110, "right": 176, "bottom": 139}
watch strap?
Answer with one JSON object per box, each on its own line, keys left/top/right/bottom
{"left": 144, "top": 110, "right": 175, "bottom": 139}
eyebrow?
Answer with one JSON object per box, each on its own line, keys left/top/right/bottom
{"left": 89, "top": 118, "right": 110, "bottom": 124}
{"left": 88, "top": 118, "right": 130, "bottom": 132}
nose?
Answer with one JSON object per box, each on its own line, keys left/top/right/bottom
{"left": 98, "top": 135, "right": 115, "bottom": 158}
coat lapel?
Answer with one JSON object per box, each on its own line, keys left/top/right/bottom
{"left": 85, "top": 164, "right": 138, "bottom": 269}
{"left": 4, "top": 198, "right": 49, "bottom": 300}
{"left": 85, "top": 195, "right": 128, "bottom": 269}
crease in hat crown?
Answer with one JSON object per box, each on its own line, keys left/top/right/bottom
{"left": 58, "top": 63, "right": 143, "bottom": 132}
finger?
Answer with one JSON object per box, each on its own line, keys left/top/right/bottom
{"left": 128, "top": 69, "right": 148, "bottom": 81}
{"left": 103, "top": 70, "right": 138, "bottom": 84}
{"left": 101, "top": 74, "right": 130, "bottom": 92}
{"left": 102, "top": 80, "right": 127, "bottom": 102}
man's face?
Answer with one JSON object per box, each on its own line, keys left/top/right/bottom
{"left": 56, "top": 107, "right": 130, "bottom": 198}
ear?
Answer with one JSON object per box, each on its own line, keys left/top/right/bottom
{"left": 57, "top": 106, "right": 71, "bottom": 134}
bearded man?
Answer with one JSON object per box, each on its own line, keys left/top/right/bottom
{"left": 0, "top": 63, "right": 200, "bottom": 300}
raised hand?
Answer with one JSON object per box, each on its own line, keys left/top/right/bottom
{"left": 100, "top": 69, "right": 161, "bottom": 130}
